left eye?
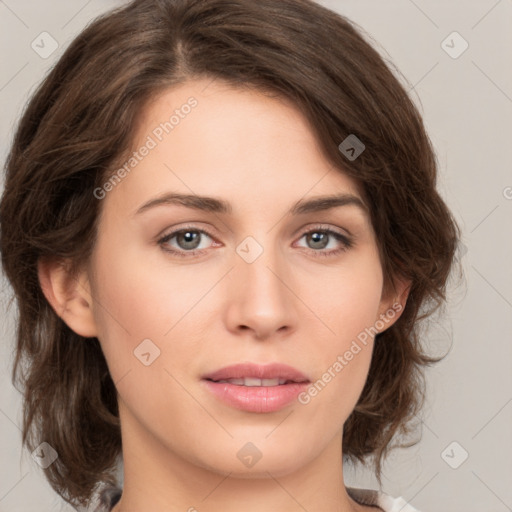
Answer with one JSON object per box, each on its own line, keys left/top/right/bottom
{"left": 295, "top": 229, "right": 352, "bottom": 255}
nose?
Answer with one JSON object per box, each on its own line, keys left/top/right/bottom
{"left": 223, "top": 241, "right": 299, "bottom": 341}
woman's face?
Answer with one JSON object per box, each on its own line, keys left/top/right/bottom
{"left": 84, "top": 78, "right": 403, "bottom": 478}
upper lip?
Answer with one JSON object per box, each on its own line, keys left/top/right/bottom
{"left": 202, "top": 363, "right": 310, "bottom": 383}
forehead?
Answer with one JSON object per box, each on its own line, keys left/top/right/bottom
{"left": 103, "top": 78, "right": 367, "bottom": 219}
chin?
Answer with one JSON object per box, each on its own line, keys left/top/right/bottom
{"left": 190, "top": 440, "right": 314, "bottom": 479}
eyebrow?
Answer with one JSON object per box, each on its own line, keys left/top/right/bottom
{"left": 134, "top": 192, "right": 368, "bottom": 217}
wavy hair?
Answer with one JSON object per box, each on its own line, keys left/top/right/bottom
{"left": 0, "top": 0, "right": 461, "bottom": 508}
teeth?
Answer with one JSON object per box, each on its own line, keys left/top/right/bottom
{"left": 262, "top": 378, "right": 281, "bottom": 386}
{"left": 216, "top": 377, "right": 289, "bottom": 386}
{"left": 226, "top": 378, "right": 244, "bottom": 385}
{"left": 245, "top": 377, "right": 265, "bottom": 387}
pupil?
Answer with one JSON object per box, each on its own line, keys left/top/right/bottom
{"left": 309, "top": 232, "right": 327, "bottom": 249}
{"left": 179, "top": 230, "right": 200, "bottom": 249}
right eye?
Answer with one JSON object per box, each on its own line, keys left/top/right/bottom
{"left": 157, "top": 226, "right": 218, "bottom": 257}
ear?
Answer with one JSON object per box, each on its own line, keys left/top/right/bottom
{"left": 374, "top": 275, "right": 412, "bottom": 334}
{"left": 37, "top": 258, "right": 98, "bottom": 338}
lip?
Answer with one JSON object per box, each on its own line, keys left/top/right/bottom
{"left": 202, "top": 362, "right": 310, "bottom": 383}
{"left": 201, "top": 363, "right": 310, "bottom": 413}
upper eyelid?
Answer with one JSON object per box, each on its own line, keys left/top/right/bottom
{"left": 158, "top": 225, "right": 216, "bottom": 241}
{"left": 159, "top": 222, "right": 349, "bottom": 236}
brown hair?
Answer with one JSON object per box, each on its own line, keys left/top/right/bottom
{"left": 0, "top": 0, "right": 462, "bottom": 508}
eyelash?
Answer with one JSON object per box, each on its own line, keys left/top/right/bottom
{"left": 157, "top": 224, "right": 353, "bottom": 259}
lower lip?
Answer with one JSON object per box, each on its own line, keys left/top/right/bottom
{"left": 201, "top": 380, "right": 309, "bottom": 413}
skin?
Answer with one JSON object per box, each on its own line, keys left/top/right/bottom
{"left": 39, "top": 78, "right": 410, "bottom": 512}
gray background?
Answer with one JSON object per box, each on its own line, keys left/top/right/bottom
{"left": 1, "top": 1, "right": 511, "bottom": 511}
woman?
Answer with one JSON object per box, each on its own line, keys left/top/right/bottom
{"left": 0, "top": 0, "right": 461, "bottom": 511}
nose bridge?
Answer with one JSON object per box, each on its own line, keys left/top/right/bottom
{"left": 226, "top": 232, "right": 298, "bottom": 338}
{"left": 237, "top": 232, "right": 288, "bottom": 303}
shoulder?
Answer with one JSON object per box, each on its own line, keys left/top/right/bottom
{"left": 346, "top": 486, "right": 422, "bottom": 512}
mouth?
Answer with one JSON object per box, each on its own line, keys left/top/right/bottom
{"left": 201, "top": 362, "right": 310, "bottom": 413}
{"left": 204, "top": 377, "right": 307, "bottom": 386}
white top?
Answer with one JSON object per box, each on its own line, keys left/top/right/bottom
{"left": 347, "top": 486, "right": 421, "bottom": 511}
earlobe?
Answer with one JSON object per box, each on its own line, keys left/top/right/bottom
{"left": 37, "top": 258, "right": 98, "bottom": 338}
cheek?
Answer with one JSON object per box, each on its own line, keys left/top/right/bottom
{"left": 313, "top": 250, "right": 384, "bottom": 344}
{"left": 90, "top": 238, "right": 204, "bottom": 339}
{"left": 300, "top": 255, "right": 383, "bottom": 412}
{"left": 87, "top": 243, "right": 203, "bottom": 432}
{"left": 88, "top": 238, "right": 218, "bottom": 392}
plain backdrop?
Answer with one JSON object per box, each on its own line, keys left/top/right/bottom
{"left": 0, "top": 1, "right": 511, "bottom": 511}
